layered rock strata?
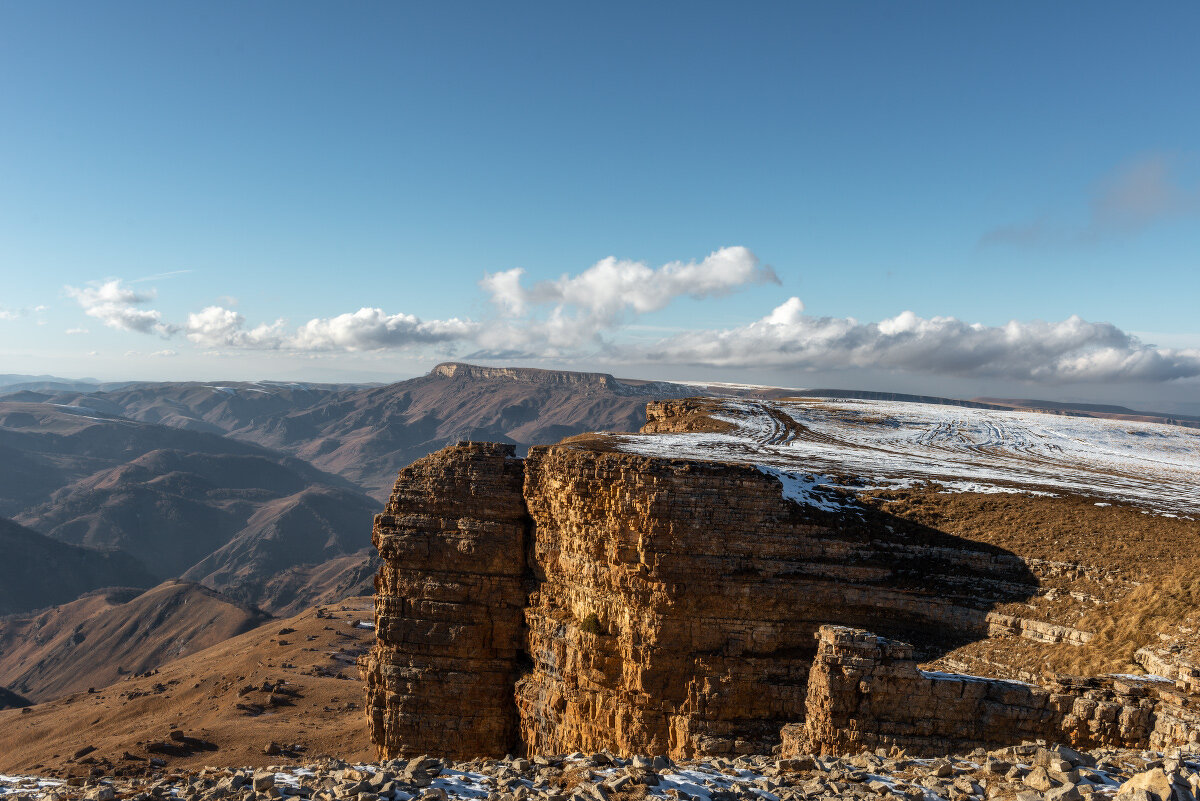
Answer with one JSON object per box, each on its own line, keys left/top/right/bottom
{"left": 516, "top": 447, "right": 1036, "bottom": 759}
{"left": 367, "top": 435, "right": 1200, "bottom": 759}
{"left": 787, "top": 625, "right": 1200, "bottom": 757}
{"left": 362, "top": 442, "right": 529, "bottom": 759}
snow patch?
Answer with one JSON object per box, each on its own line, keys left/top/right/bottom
{"left": 919, "top": 669, "right": 1034, "bottom": 686}
{"left": 0, "top": 775, "right": 64, "bottom": 797}
{"left": 755, "top": 465, "right": 854, "bottom": 515}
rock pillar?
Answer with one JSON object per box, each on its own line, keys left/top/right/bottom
{"left": 362, "top": 442, "right": 529, "bottom": 759}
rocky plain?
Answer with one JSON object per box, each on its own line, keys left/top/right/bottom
{"left": 2, "top": 364, "right": 1199, "bottom": 801}
{"left": 4, "top": 741, "right": 1199, "bottom": 801}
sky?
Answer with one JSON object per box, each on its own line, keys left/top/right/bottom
{"left": 1, "top": 2, "right": 1199, "bottom": 411}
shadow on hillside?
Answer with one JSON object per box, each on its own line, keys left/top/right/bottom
{"left": 790, "top": 494, "right": 1042, "bottom": 662}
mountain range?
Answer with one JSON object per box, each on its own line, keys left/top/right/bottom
{"left": 4, "top": 361, "right": 1198, "bottom": 723}
{"left": 0, "top": 361, "right": 702, "bottom": 708}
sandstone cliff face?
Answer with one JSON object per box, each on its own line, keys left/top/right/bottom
{"left": 516, "top": 446, "right": 1037, "bottom": 759}
{"left": 366, "top": 424, "right": 1200, "bottom": 759}
{"left": 363, "top": 442, "right": 529, "bottom": 759}
{"left": 641, "top": 399, "right": 736, "bottom": 434}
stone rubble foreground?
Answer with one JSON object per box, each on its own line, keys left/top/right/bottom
{"left": 2, "top": 745, "right": 1198, "bottom": 801}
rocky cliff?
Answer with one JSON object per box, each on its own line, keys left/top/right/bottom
{"left": 362, "top": 442, "right": 530, "bottom": 759}
{"left": 366, "top": 404, "right": 1200, "bottom": 759}
{"left": 515, "top": 446, "right": 1037, "bottom": 759}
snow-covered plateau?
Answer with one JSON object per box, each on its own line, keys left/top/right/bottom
{"left": 613, "top": 398, "right": 1200, "bottom": 518}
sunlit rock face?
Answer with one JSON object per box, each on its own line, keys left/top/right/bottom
{"left": 366, "top": 438, "right": 1047, "bottom": 759}
{"left": 363, "top": 442, "right": 529, "bottom": 759}
{"left": 364, "top": 393, "right": 1200, "bottom": 759}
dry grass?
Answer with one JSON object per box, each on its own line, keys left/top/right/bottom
{"left": 553, "top": 433, "right": 627, "bottom": 453}
{"left": 1048, "top": 569, "right": 1200, "bottom": 675}
{"left": 0, "top": 598, "right": 377, "bottom": 775}
{"left": 866, "top": 486, "right": 1200, "bottom": 679}
{"left": 557, "top": 765, "right": 598, "bottom": 792}
{"left": 865, "top": 488, "right": 1200, "bottom": 582}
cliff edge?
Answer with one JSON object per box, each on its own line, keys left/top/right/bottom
{"left": 364, "top": 399, "right": 1200, "bottom": 759}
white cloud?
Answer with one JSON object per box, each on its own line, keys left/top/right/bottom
{"left": 68, "top": 248, "right": 770, "bottom": 357}
{"left": 633, "top": 297, "right": 1200, "bottom": 383}
{"left": 1, "top": 303, "right": 50, "bottom": 320}
{"left": 479, "top": 268, "right": 527, "bottom": 317}
{"left": 65, "top": 328, "right": 89, "bottom": 335}
{"left": 150, "top": 349, "right": 178, "bottom": 357}
{"left": 291, "top": 308, "right": 479, "bottom": 351}
{"left": 185, "top": 305, "right": 477, "bottom": 352}
{"left": 478, "top": 246, "right": 778, "bottom": 350}
{"left": 61, "top": 248, "right": 1200, "bottom": 387}
{"left": 65, "top": 279, "right": 176, "bottom": 337}
{"left": 184, "top": 306, "right": 287, "bottom": 349}
{"left": 0, "top": 304, "right": 45, "bottom": 320}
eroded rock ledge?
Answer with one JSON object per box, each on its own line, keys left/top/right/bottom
{"left": 785, "top": 626, "right": 1200, "bottom": 758}
{"left": 364, "top": 438, "right": 1200, "bottom": 760}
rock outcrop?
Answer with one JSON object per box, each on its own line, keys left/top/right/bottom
{"left": 367, "top": 431, "right": 1200, "bottom": 759}
{"left": 430, "top": 363, "right": 691, "bottom": 399}
{"left": 362, "top": 442, "right": 529, "bottom": 759}
{"left": 786, "top": 625, "right": 1200, "bottom": 757}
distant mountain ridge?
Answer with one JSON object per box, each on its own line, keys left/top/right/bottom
{"left": 0, "top": 363, "right": 700, "bottom": 628}
{"left": 46, "top": 365, "right": 695, "bottom": 498}
{"left": 430, "top": 362, "right": 691, "bottom": 396}
{"left": 0, "top": 374, "right": 131, "bottom": 395}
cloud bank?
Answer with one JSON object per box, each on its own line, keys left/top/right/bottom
{"left": 634, "top": 298, "right": 1200, "bottom": 383}
{"left": 65, "top": 247, "right": 1200, "bottom": 385}
{"left": 65, "top": 280, "right": 176, "bottom": 337}
{"left": 184, "top": 306, "right": 478, "bottom": 351}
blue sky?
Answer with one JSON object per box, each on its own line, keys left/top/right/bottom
{"left": 1, "top": 2, "right": 1198, "bottom": 409}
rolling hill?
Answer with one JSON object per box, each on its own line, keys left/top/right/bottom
{"left": 0, "top": 581, "right": 270, "bottom": 702}
{"left": 0, "top": 597, "right": 377, "bottom": 774}
{"left": 17, "top": 449, "right": 375, "bottom": 581}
